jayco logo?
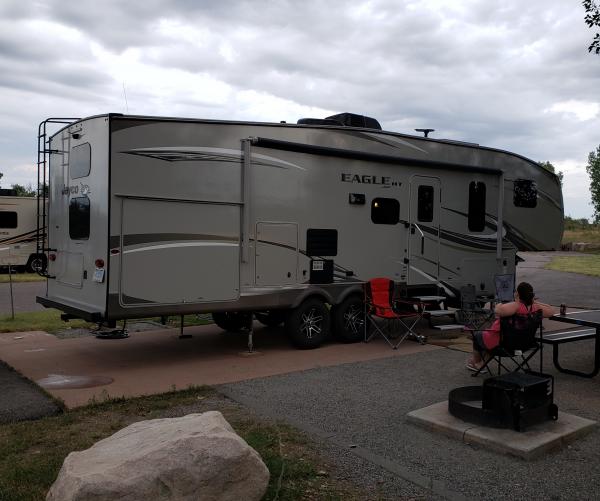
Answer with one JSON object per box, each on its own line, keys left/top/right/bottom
{"left": 62, "top": 182, "right": 91, "bottom": 195}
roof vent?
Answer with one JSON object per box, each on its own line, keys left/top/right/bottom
{"left": 297, "top": 118, "right": 343, "bottom": 126}
{"left": 326, "top": 113, "right": 382, "bottom": 130}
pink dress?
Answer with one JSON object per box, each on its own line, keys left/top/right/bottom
{"left": 482, "top": 302, "right": 542, "bottom": 350}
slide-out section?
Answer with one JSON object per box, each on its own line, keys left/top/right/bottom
{"left": 119, "top": 198, "right": 240, "bottom": 306}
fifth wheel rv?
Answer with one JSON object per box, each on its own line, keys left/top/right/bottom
{"left": 0, "top": 189, "right": 46, "bottom": 272}
{"left": 36, "top": 113, "right": 563, "bottom": 348}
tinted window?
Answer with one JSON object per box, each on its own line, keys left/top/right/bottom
{"left": 417, "top": 185, "right": 434, "bottom": 222}
{"left": 371, "top": 198, "right": 399, "bottom": 225}
{"left": 468, "top": 181, "right": 486, "bottom": 232}
{"left": 0, "top": 211, "right": 17, "bottom": 228}
{"left": 69, "top": 197, "right": 90, "bottom": 240}
{"left": 514, "top": 179, "right": 537, "bottom": 208}
{"left": 306, "top": 229, "right": 338, "bottom": 256}
{"left": 70, "top": 143, "right": 91, "bottom": 179}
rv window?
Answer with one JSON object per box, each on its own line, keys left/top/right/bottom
{"left": 0, "top": 211, "right": 18, "bottom": 228}
{"left": 417, "top": 185, "right": 434, "bottom": 222}
{"left": 69, "top": 197, "right": 90, "bottom": 240}
{"left": 371, "top": 198, "right": 400, "bottom": 225}
{"left": 514, "top": 179, "right": 537, "bottom": 208}
{"left": 306, "top": 229, "right": 338, "bottom": 256}
{"left": 70, "top": 143, "right": 91, "bottom": 179}
{"left": 468, "top": 182, "right": 486, "bottom": 232}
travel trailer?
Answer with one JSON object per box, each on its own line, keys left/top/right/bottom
{"left": 35, "top": 113, "right": 563, "bottom": 348}
{"left": 0, "top": 189, "right": 46, "bottom": 272}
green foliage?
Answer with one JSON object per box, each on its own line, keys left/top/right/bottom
{"left": 584, "top": 0, "right": 600, "bottom": 54}
{"left": 564, "top": 215, "right": 592, "bottom": 230}
{"left": 586, "top": 144, "right": 600, "bottom": 223}
{"left": 539, "top": 161, "right": 563, "bottom": 186}
{"left": 10, "top": 184, "right": 36, "bottom": 197}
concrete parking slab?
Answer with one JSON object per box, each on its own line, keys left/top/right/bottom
{"left": 407, "top": 401, "right": 597, "bottom": 460}
{"left": 0, "top": 324, "right": 440, "bottom": 408}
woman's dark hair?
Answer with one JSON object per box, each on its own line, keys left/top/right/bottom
{"left": 517, "top": 281, "right": 535, "bottom": 305}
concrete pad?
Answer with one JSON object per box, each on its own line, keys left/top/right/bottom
{"left": 0, "top": 324, "right": 440, "bottom": 408}
{"left": 407, "top": 401, "right": 597, "bottom": 460}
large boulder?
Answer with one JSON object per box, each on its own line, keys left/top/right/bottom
{"left": 47, "top": 411, "right": 269, "bottom": 501}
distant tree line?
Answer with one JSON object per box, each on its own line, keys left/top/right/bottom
{"left": 563, "top": 215, "right": 597, "bottom": 230}
{"left": 0, "top": 171, "right": 41, "bottom": 197}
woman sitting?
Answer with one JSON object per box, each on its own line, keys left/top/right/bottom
{"left": 466, "top": 281, "right": 555, "bottom": 372}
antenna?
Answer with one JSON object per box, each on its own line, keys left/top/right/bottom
{"left": 415, "top": 128, "right": 435, "bottom": 138}
{"left": 122, "top": 81, "right": 129, "bottom": 114}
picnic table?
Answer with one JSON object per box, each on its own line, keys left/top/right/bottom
{"left": 542, "top": 310, "right": 600, "bottom": 378}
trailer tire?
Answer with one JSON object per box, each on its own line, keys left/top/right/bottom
{"left": 332, "top": 294, "right": 365, "bottom": 343}
{"left": 255, "top": 310, "right": 287, "bottom": 327}
{"left": 286, "top": 297, "right": 330, "bottom": 349}
{"left": 26, "top": 254, "right": 46, "bottom": 273}
{"left": 211, "top": 312, "right": 251, "bottom": 332}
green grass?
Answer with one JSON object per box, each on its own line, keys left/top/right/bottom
{"left": 545, "top": 254, "right": 600, "bottom": 277}
{"left": 0, "top": 388, "right": 361, "bottom": 501}
{"left": 0, "top": 309, "right": 94, "bottom": 334}
{"left": 0, "top": 311, "right": 213, "bottom": 336}
{"left": 0, "top": 273, "right": 45, "bottom": 284}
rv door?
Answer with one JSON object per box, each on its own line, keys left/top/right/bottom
{"left": 408, "top": 176, "right": 440, "bottom": 284}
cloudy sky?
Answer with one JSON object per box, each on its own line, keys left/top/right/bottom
{"left": 1, "top": 0, "right": 599, "bottom": 218}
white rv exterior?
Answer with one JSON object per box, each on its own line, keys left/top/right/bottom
{"left": 36, "top": 113, "right": 563, "bottom": 348}
{"left": 0, "top": 192, "right": 46, "bottom": 272}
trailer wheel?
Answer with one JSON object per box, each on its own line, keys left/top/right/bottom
{"left": 286, "top": 298, "right": 330, "bottom": 349}
{"left": 255, "top": 310, "right": 287, "bottom": 327}
{"left": 211, "top": 311, "right": 251, "bottom": 332}
{"left": 26, "top": 254, "right": 47, "bottom": 273}
{"left": 332, "top": 295, "right": 365, "bottom": 343}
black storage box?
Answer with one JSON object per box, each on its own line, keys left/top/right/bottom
{"left": 482, "top": 372, "right": 558, "bottom": 431}
{"left": 309, "top": 259, "right": 334, "bottom": 284}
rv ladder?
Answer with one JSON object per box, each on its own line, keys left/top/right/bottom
{"left": 36, "top": 118, "right": 80, "bottom": 277}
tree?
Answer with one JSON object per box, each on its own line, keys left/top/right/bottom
{"left": 539, "top": 161, "right": 564, "bottom": 186}
{"left": 10, "top": 183, "right": 36, "bottom": 197}
{"left": 584, "top": 0, "right": 600, "bottom": 54}
{"left": 587, "top": 144, "right": 600, "bottom": 223}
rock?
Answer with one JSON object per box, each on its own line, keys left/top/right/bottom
{"left": 47, "top": 411, "right": 269, "bottom": 501}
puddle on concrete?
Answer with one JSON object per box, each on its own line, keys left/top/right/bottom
{"left": 36, "top": 374, "right": 114, "bottom": 389}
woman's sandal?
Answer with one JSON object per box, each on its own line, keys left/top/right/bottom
{"left": 465, "top": 363, "right": 488, "bottom": 374}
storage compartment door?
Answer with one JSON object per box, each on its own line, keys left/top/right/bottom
{"left": 255, "top": 222, "right": 298, "bottom": 286}
{"left": 120, "top": 199, "right": 240, "bottom": 306}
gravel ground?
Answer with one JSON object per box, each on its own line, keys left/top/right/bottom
{"left": 0, "top": 361, "right": 62, "bottom": 424}
{"left": 220, "top": 343, "right": 600, "bottom": 501}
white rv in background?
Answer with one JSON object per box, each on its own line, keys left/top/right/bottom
{"left": 0, "top": 190, "right": 46, "bottom": 272}
{"left": 36, "top": 113, "right": 563, "bottom": 348}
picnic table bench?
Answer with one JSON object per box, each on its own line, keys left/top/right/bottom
{"left": 538, "top": 311, "right": 600, "bottom": 378}
{"left": 537, "top": 328, "right": 597, "bottom": 377}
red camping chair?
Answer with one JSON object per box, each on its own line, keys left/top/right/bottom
{"left": 364, "top": 278, "right": 426, "bottom": 349}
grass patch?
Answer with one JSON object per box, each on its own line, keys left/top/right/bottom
{"left": 0, "top": 273, "right": 45, "bottom": 284}
{"left": 0, "top": 387, "right": 361, "bottom": 501}
{"left": 0, "top": 309, "right": 94, "bottom": 334}
{"left": 0, "top": 311, "right": 213, "bottom": 336}
{"left": 545, "top": 255, "right": 600, "bottom": 277}
{"left": 562, "top": 228, "right": 600, "bottom": 245}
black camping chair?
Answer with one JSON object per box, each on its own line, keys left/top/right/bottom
{"left": 472, "top": 308, "right": 544, "bottom": 377}
{"left": 457, "top": 284, "right": 494, "bottom": 330}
